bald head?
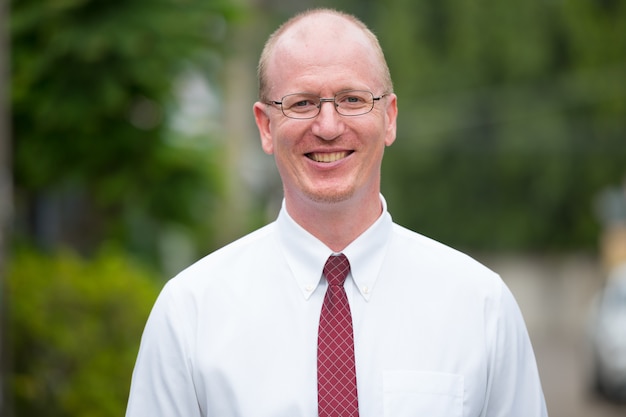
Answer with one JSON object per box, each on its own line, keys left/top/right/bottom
{"left": 257, "top": 9, "right": 393, "bottom": 102}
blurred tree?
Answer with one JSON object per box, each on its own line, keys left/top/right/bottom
{"left": 7, "top": 248, "right": 160, "bottom": 417}
{"left": 1, "top": 0, "right": 11, "bottom": 413}
{"left": 367, "top": 0, "right": 626, "bottom": 251}
{"left": 10, "top": 0, "right": 241, "bottom": 264}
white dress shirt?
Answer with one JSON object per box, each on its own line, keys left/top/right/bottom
{"left": 126, "top": 196, "right": 548, "bottom": 417}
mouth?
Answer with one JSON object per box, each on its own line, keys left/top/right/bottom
{"left": 306, "top": 151, "right": 352, "bottom": 163}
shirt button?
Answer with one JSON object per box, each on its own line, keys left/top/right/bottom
{"left": 362, "top": 286, "right": 370, "bottom": 294}
{"left": 305, "top": 285, "right": 314, "bottom": 292}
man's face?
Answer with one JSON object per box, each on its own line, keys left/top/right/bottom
{"left": 254, "top": 19, "right": 397, "bottom": 208}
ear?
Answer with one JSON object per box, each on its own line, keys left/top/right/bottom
{"left": 253, "top": 102, "right": 274, "bottom": 155}
{"left": 383, "top": 93, "right": 398, "bottom": 147}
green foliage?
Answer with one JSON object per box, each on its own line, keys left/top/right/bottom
{"left": 7, "top": 248, "right": 161, "bottom": 417}
{"left": 366, "top": 0, "right": 626, "bottom": 251}
{"left": 10, "top": 0, "right": 241, "bottom": 259}
{"left": 11, "top": 0, "right": 235, "bottom": 187}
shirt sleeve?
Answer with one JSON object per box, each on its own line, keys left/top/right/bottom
{"left": 126, "top": 280, "right": 202, "bottom": 417}
{"left": 481, "top": 279, "right": 549, "bottom": 417}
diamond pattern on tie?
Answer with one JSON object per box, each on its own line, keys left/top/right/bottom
{"left": 318, "top": 253, "right": 359, "bottom": 417}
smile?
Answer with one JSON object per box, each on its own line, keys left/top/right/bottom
{"left": 306, "top": 151, "right": 351, "bottom": 163}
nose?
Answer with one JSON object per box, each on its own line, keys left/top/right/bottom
{"left": 312, "top": 100, "right": 344, "bottom": 141}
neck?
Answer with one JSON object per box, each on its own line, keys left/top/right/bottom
{"left": 285, "top": 190, "right": 383, "bottom": 252}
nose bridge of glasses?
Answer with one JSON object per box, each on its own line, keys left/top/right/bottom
{"left": 317, "top": 97, "right": 339, "bottom": 109}
{"left": 315, "top": 97, "right": 340, "bottom": 119}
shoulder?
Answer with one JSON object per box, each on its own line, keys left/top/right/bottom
{"left": 140, "top": 223, "right": 280, "bottom": 341}
{"left": 390, "top": 223, "right": 493, "bottom": 270}
{"left": 389, "top": 223, "right": 501, "bottom": 288}
{"left": 163, "top": 222, "right": 278, "bottom": 295}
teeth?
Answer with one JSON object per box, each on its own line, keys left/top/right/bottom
{"left": 309, "top": 152, "right": 349, "bottom": 163}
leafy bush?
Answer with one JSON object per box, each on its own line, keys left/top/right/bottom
{"left": 11, "top": 0, "right": 241, "bottom": 261}
{"left": 7, "top": 248, "right": 161, "bottom": 417}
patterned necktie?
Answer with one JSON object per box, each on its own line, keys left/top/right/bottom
{"left": 317, "top": 253, "right": 359, "bottom": 417}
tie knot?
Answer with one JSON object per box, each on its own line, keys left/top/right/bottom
{"left": 323, "top": 254, "right": 351, "bottom": 287}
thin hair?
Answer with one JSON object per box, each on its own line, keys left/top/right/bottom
{"left": 257, "top": 8, "right": 393, "bottom": 102}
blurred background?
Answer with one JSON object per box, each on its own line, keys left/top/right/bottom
{"left": 1, "top": 0, "right": 625, "bottom": 416}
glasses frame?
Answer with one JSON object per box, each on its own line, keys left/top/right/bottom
{"left": 266, "top": 90, "right": 388, "bottom": 119}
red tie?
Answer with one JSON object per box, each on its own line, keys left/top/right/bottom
{"left": 317, "top": 254, "right": 359, "bottom": 417}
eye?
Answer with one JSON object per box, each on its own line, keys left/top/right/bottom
{"left": 294, "top": 99, "right": 315, "bottom": 107}
{"left": 337, "top": 92, "right": 369, "bottom": 108}
{"left": 345, "top": 96, "right": 363, "bottom": 103}
{"left": 284, "top": 94, "right": 319, "bottom": 112}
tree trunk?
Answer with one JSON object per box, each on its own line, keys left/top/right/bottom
{"left": 0, "top": 0, "right": 12, "bottom": 414}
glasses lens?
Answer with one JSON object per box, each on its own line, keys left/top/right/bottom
{"left": 278, "top": 90, "right": 377, "bottom": 119}
{"left": 335, "top": 90, "right": 374, "bottom": 116}
{"left": 281, "top": 94, "right": 320, "bottom": 119}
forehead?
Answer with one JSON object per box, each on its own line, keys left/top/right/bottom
{"left": 282, "top": 13, "right": 365, "bottom": 44}
{"left": 267, "top": 14, "right": 382, "bottom": 93}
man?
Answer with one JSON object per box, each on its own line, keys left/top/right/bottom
{"left": 126, "top": 8, "right": 548, "bottom": 417}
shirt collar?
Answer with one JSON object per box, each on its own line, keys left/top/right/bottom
{"left": 276, "top": 195, "right": 393, "bottom": 301}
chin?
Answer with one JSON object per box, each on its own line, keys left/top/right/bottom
{"left": 304, "top": 188, "right": 355, "bottom": 205}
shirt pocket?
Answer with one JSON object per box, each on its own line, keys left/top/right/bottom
{"left": 383, "top": 370, "right": 464, "bottom": 417}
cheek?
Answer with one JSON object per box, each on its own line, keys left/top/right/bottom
{"left": 261, "top": 119, "right": 284, "bottom": 155}
{"left": 272, "top": 123, "right": 309, "bottom": 154}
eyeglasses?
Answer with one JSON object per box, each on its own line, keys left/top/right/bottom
{"left": 266, "top": 90, "right": 387, "bottom": 119}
